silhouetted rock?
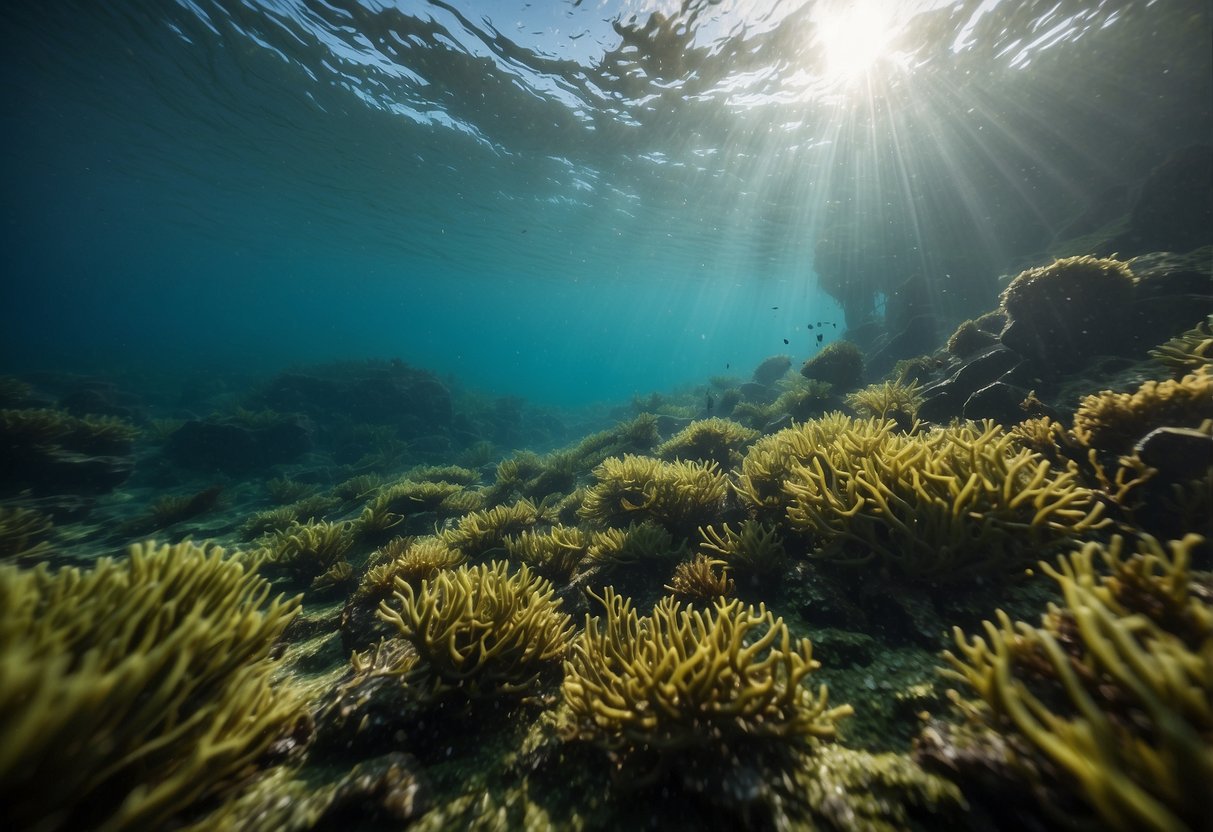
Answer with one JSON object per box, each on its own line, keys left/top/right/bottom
{"left": 261, "top": 361, "right": 452, "bottom": 436}
{"left": 963, "top": 381, "right": 1032, "bottom": 424}
{"left": 868, "top": 313, "right": 943, "bottom": 378}
{"left": 1110, "top": 145, "right": 1213, "bottom": 256}
{"left": 1135, "top": 427, "right": 1213, "bottom": 482}
{"left": 165, "top": 416, "right": 312, "bottom": 474}
{"left": 918, "top": 345, "right": 1022, "bottom": 424}
{"left": 1, "top": 448, "right": 132, "bottom": 496}
{"left": 751, "top": 355, "right": 792, "bottom": 386}
{"left": 1122, "top": 249, "right": 1213, "bottom": 353}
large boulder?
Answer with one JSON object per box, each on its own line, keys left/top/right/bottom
{"left": 998, "top": 255, "right": 1136, "bottom": 373}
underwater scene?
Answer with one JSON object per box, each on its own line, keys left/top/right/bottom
{"left": 1, "top": 0, "right": 1211, "bottom": 829}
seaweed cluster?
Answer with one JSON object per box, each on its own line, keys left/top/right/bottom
{"left": 483, "top": 450, "right": 579, "bottom": 506}
{"left": 562, "top": 588, "right": 853, "bottom": 759}
{"left": 356, "top": 536, "right": 466, "bottom": 602}
{"left": 1150, "top": 316, "right": 1213, "bottom": 375}
{"left": 579, "top": 454, "right": 729, "bottom": 538}
{"left": 440, "top": 498, "right": 548, "bottom": 558}
{"left": 698, "top": 519, "right": 787, "bottom": 582}
{"left": 1072, "top": 366, "right": 1213, "bottom": 453}
{"left": 781, "top": 419, "right": 1107, "bottom": 580}
{"left": 0, "top": 407, "right": 139, "bottom": 495}
{"left": 800, "top": 341, "right": 864, "bottom": 390}
{"left": 378, "top": 561, "right": 573, "bottom": 697}
{"left": 0, "top": 506, "right": 54, "bottom": 564}
{"left": 845, "top": 378, "right": 923, "bottom": 424}
{"left": 656, "top": 417, "right": 758, "bottom": 469}
{"left": 259, "top": 519, "right": 356, "bottom": 584}
{"left": 938, "top": 535, "right": 1211, "bottom": 831}
{"left": 504, "top": 524, "right": 588, "bottom": 582}
{"left": 0, "top": 541, "right": 303, "bottom": 831}
{"left": 585, "top": 520, "right": 680, "bottom": 565}
{"left": 730, "top": 377, "right": 835, "bottom": 428}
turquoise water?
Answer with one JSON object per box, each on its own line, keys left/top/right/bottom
{"left": 1, "top": 1, "right": 1209, "bottom": 404}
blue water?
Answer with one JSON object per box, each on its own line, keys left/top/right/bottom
{"left": 2, "top": 1, "right": 1209, "bottom": 405}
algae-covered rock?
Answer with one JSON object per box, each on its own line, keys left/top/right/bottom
{"left": 801, "top": 340, "right": 865, "bottom": 391}
{"left": 999, "top": 255, "right": 1136, "bottom": 371}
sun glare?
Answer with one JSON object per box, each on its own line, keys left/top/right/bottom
{"left": 813, "top": 1, "right": 902, "bottom": 83}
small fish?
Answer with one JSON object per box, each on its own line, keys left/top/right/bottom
{"left": 521, "top": 229, "right": 527, "bottom": 233}
{"left": 725, "top": 363, "right": 730, "bottom": 369}
{"left": 771, "top": 306, "right": 779, "bottom": 310}
{"left": 783, "top": 338, "right": 789, "bottom": 344}
{"left": 807, "top": 324, "right": 814, "bottom": 330}
{"left": 832, "top": 323, "right": 837, "bottom": 328}
{"left": 816, "top": 333, "right": 824, "bottom": 344}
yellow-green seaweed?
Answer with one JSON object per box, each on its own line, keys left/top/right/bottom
{"left": 1072, "top": 367, "right": 1213, "bottom": 453}
{"left": 585, "top": 521, "right": 680, "bottom": 565}
{"left": 782, "top": 419, "right": 1107, "bottom": 580}
{"left": 656, "top": 417, "right": 759, "bottom": 470}
{"left": 943, "top": 534, "right": 1212, "bottom": 832}
{"left": 1150, "top": 316, "right": 1213, "bottom": 376}
{"left": 0, "top": 506, "right": 53, "bottom": 563}
{"left": 578, "top": 453, "right": 728, "bottom": 537}
{"left": 0, "top": 540, "right": 303, "bottom": 832}
{"left": 562, "top": 587, "right": 852, "bottom": 755}
{"left": 734, "top": 413, "right": 887, "bottom": 519}
{"left": 845, "top": 378, "right": 923, "bottom": 422}
{"left": 664, "top": 553, "right": 734, "bottom": 601}
{"left": 377, "top": 560, "right": 573, "bottom": 697}
{"left": 259, "top": 519, "right": 355, "bottom": 580}
{"left": 440, "top": 498, "right": 547, "bottom": 558}
{"left": 698, "top": 519, "right": 787, "bottom": 580}
{"left": 504, "top": 525, "right": 588, "bottom": 582}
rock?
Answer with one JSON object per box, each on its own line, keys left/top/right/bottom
{"left": 963, "top": 382, "right": 1032, "bottom": 424}
{"left": 58, "top": 380, "right": 144, "bottom": 422}
{"left": 738, "top": 382, "right": 775, "bottom": 403}
{"left": 916, "top": 389, "right": 959, "bottom": 425}
{"left": 1135, "top": 427, "right": 1213, "bottom": 481}
{"left": 261, "top": 362, "right": 453, "bottom": 435}
{"left": 165, "top": 416, "right": 312, "bottom": 474}
{"left": 1121, "top": 250, "right": 1213, "bottom": 352}
{"left": 917, "top": 346, "right": 1022, "bottom": 425}
{"left": 1111, "top": 145, "right": 1213, "bottom": 256}
{"left": 322, "top": 753, "right": 430, "bottom": 824}
{"left": 655, "top": 414, "right": 692, "bottom": 437}
{"left": 751, "top": 355, "right": 792, "bottom": 386}
{"left": 801, "top": 341, "right": 865, "bottom": 391}
{"left": 868, "top": 313, "right": 944, "bottom": 378}
{"left": 809, "top": 629, "right": 879, "bottom": 668}
{"left": 340, "top": 594, "right": 394, "bottom": 654}
{"left": 998, "top": 256, "right": 1138, "bottom": 372}
{"left": 946, "top": 321, "right": 998, "bottom": 359}
{"left": 0, "top": 448, "right": 132, "bottom": 496}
